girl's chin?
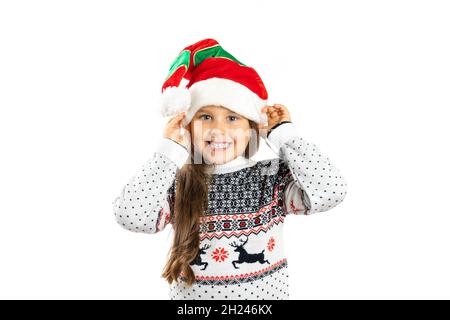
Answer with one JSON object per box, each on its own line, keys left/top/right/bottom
{"left": 202, "top": 150, "right": 236, "bottom": 165}
{"left": 204, "top": 154, "right": 234, "bottom": 165}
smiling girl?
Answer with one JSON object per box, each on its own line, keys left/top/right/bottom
{"left": 112, "top": 38, "right": 347, "bottom": 300}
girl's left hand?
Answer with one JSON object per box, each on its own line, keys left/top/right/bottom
{"left": 259, "top": 103, "right": 292, "bottom": 131}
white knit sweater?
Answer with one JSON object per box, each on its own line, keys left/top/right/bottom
{"left": 112, "top": 122, "right": 347, "bottom": 300}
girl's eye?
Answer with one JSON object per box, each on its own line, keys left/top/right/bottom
{"left": 199, "top": 114, "right": 239, "bottom": 121}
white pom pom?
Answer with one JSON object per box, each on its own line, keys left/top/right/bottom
{"left": 160, "top": 86, "right": 191, "bottom": 117}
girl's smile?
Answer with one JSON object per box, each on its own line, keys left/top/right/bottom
{"left": 190, "top": 105, "right": 252, "bottom": 165}
{"left": 206, "top": 141, "right": 233, "bottom": 151}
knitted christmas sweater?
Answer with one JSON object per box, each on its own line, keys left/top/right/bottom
{"left": 113, "top": 122, "right": 347, "bottom": 300}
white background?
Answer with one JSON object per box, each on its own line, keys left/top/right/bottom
{"left": 1, "top": 0, "right": 449, "bottom": 299}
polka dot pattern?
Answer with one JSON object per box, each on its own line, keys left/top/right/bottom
{"left": 268, "top": 122, "right": 347, "bottom": 215}
{"left": 112, "top": 152, "right": 177, "bottom": 234}
{"left": 169, "top": 266, "right": 290, "bottom": 300}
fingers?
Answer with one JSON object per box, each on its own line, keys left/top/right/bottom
{"left": 261, "top": 106, "right": 270, "bottom": 113}
{"left": 172, "top": 111, "right": 186, "bottom": 121}
{"left": 168, "top": 111, "right": 186, "bottom": 126}
{"left": 261, "top": 106, "right": 275, "bottom": 115}
{"left": 270, "top": 104, "right": 289, "bottom": 116}
{"left": 262, "top": 104, "right": 285, "bottom": 114}
{"left": 261, "top": 104, "right": 291, "bottom": 126}
{"left": 268, "top": 107, "right": 280, "bottom": 118}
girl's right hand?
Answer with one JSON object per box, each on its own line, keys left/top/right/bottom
{"left": 163, "top": 112, "right": 190, "bottom": 149}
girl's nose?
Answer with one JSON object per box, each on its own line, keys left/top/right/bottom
{"left": 210, "top": 121, "right": 229, "bottom": 134}
{"left": 209, "top": 126, "right": 231, "bottom": 141}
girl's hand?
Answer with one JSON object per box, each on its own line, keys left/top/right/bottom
{"left": 163, "top": 112, "right": 190, "bottom": 149}
{"left": 259, "top": 103, "right": 292, "bottom": 131}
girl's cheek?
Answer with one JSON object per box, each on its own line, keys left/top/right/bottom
{"left": 193, "top": 139, "right": 205, "bottom": 151}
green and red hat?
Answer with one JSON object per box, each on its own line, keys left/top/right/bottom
{"left": 160, "top": 38, "right": 269, "bottom": 127}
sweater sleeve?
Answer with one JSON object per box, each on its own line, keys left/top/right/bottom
{"left": 112, "top": 138, "right": 189, "bottom": 233}
{"left": 267, "top": 122, "right": 347, "bottom": 215}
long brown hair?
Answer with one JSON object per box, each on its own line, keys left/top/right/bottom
{"left": 161, "top": 120, "right": 261, "bottom": 286}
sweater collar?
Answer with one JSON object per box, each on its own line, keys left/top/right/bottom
{"left": 212, "top": 155, "right": 257, "bottom": 174}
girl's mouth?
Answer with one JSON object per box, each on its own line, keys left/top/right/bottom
{"left": 206, "top": 141, "right": 233, "bottom": 151}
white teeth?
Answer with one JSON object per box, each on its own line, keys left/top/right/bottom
{"left": 208, "top": 142, "right": 231, "bottom": 149}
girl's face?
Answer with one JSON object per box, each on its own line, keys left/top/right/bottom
{"left": 189, "top": 105, "right": 251, "bottom": 165}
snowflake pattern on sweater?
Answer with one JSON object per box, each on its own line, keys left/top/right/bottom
{"left": 112, "top": 122, "right": 347, "bottom": 300}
